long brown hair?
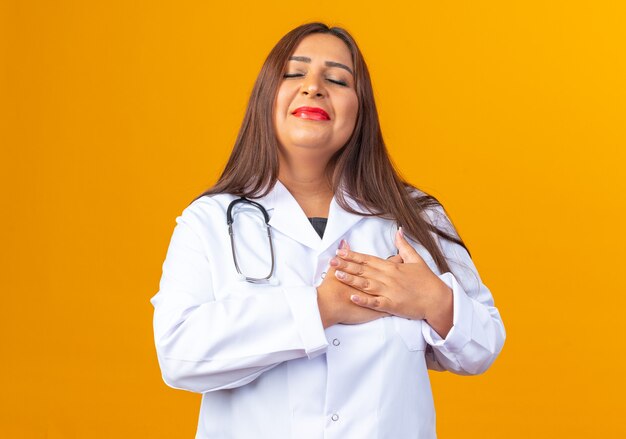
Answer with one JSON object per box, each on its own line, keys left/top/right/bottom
{"left": 193, "top": 22, "right": 470, "bottom": 274}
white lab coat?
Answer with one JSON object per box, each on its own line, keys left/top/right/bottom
{"left": 150, "top": 180, "right": 506, "bottom": 439}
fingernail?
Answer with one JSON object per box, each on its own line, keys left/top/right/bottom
{"left": 335, "top": 270, "right": 346, "bottom": 279}
{"left": 329, "top": 258, "right": 339, "bottom": 267}
{"left": 339, "top": 239, "right": 348, "bottom": 249}
{"left": 398, "top": 226, "right": 404, "bottom": 239}
{"left": 350, "top": 294, "right": 360, "bottom": 303}
{"left": 336, "top": 249, "right": 347, "bottom": 257}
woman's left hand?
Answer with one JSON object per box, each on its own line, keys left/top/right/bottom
{"left": 331, "top": 228, "right": 454, "bottom": 335}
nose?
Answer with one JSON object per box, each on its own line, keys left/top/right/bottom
{"left": 301, "top": 74, "right": 324, "bottom": 98}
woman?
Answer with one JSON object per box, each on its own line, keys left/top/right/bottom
{"left": 151, "top": 22, "right": 505, "bottom": 438}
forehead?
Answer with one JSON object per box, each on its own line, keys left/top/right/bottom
{"left": 290, "top": 33, "right": 353, "bottom": 69}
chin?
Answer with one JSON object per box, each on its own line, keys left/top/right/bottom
{"left": 289, "top": 133, "right": 333, "bottom": 149}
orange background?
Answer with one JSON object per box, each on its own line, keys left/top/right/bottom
{"left": 2, "top": 1, "right": 625, "bottom": 437}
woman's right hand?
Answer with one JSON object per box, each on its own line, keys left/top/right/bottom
{"left": 316, "top": 242, "right": 394, "bottom": 328}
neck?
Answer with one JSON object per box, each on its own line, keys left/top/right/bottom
{"left": 277, "top": 151, "right": 334, "bottom": 217}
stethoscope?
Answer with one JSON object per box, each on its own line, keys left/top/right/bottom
{"left": 226, "top": 196, "right": 400, "bottom": 284}
{"left": 226, "top": 197, "right": 276, "bottom": 284}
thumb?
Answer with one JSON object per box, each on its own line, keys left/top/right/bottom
{"left": 395, "top": 227, "right": 422, "bottom": 263}
{"left": 386, "top": 254, "right": 403, "bottom": 263}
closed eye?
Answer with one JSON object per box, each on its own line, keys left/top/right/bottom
{"left": 327, "top": 78, "right": 347, "bottom": 86}
{"left": 283, "top": 73, "right": 348, "bottom": 87}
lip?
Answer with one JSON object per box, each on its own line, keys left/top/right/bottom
{"left": 292, "top": 106, "right": 330, "bottom": 121}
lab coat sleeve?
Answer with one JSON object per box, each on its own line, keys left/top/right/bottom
{"left": 150, "top": 204, "right": 329, "bottom": 394}
{"left": 419, "top": 204, "right": 506, "bottom": 375}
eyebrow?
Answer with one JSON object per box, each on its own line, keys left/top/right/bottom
{"left": 288, "top": 56, "right": 354, "bottom": 75}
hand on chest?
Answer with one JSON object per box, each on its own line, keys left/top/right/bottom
{"left": 215, "top": 211, "right": 436, "bottom": 294}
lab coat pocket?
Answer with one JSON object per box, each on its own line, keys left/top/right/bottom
{"left": 393, "top": 317, "right": 427, "bottom": 351}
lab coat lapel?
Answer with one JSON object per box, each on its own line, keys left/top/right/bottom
{"left": 263, "top": 180, "right": 323, "bottom": 251}
{"left": 258, "top": 180, "right": 369, "bottom": 254}
{"left": 319, "top": 196, "right": 367, "bottom": 254}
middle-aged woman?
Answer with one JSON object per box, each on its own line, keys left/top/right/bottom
{"left": 151, "top": 22, "right": 506, "bottom": 439}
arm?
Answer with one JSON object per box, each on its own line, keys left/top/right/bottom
{"left": 329, "top": 202, "right": 506, "bottom": 376}
{"left": 419, "top": 204, "right": 506, "bottom": 375}
{"left": 150, "top": 206, "right": 328, "bottom": 394}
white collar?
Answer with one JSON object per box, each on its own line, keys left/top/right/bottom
{"left": 255, "top": 180, "right": 371, "bottom": 253}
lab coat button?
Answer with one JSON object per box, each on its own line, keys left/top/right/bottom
{"left": 331, "top": 413, "right": 339, "bottom": 421}
{"left": 332, "top": 338, "right": 340, "bottom": 346}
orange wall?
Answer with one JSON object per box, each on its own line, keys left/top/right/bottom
{"left": 2, "top": 1, "right": 625, "bottom": 437}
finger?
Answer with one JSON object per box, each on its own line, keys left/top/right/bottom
{"left": 386, "top": 254, "right": 403, "bottom": 263}
{"left": 335, "top": 248, "right": 388, "bottom": 270}
{"left": 350, "top": 293, "right": 393, "bottom": 313}
{"left": 334, "top": 270, "right": 380, "bottom": 294}
{"left": 394, "top": 227, "right": 424, "bottom": 264}
{"left": 329, "top": 257, "right": 371, "bottom": 276}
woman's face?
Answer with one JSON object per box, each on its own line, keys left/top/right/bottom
{"left": 274, "top": 33, "right": 358, "bottom": 161}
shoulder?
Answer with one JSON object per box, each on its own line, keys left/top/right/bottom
{"left": 175, "top": 192, "right": 239, "bottom": 233}
{"left": 404, "top": 184, "right": 459, "bottom": 239}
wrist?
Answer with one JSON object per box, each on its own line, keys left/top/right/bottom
{"left": 316, "top": 288, "right": 336, "bottom": 329}
{"left": 424, "top": 279, "right": 453, "bottom": 323}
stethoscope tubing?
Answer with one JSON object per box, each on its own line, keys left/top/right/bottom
{"left": 227, "top": 197, "right": 276, "bottom": 284}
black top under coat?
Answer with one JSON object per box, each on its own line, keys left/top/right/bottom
{"left": 308, "top": 217, "right": 328, "bottom": 239}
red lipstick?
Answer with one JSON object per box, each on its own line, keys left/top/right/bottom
{"left": 292, "top": 106, "right": 330, "bottom": 121}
